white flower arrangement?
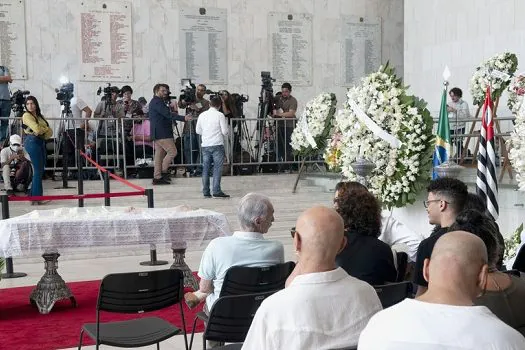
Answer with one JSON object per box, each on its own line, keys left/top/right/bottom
{"left": 508, "top": 98, "right": 525, "bottom": 191}
{"left": 290, "top": 92, "right": 337, "bottom": 156}
{"left": 324, "top": 65, "right": 434, "bottom": 209}
{"left": 508, "top": 74, "right": 525, "bottom": 114}
{"left": 469, "top": 52, "right": 518, "bottom": 106}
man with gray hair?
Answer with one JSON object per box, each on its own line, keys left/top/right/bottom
{"left": 184, "top": 192, "right": 284, "bottom": 311}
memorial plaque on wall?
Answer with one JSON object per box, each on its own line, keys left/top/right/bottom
{"left": 0, "top": 1, "right": 27, "bottom": 79}
{"left": 268, "top": 13, "right": 312, "bottom": 86}
{"left": 79, "top": 1, "right": 133, "bottom": 82}
{"left": 179, "top": 8, "right": 228, "bottom": 85}
{"left": 341, "top": 16, "right": 381, "bottom": 86}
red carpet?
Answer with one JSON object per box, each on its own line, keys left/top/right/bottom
{"left": 0, "top": 277, "right": 204, "bottom": 350}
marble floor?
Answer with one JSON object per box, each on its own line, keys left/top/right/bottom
{"left": 0, "top": 173, "right": 333, "bottom": 350}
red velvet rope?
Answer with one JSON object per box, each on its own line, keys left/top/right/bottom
{"left": 8, "top": 191, "right": 145, "bottom": 202}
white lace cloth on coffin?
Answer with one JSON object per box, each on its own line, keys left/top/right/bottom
{"left": 0, "top": 206, "right": 232, "bottom": 258}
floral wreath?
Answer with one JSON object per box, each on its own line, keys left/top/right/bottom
{"left": 508, "top": 74, "right": 525, "bottom": 114}
{"left": 324, "top": 64, "right": 434, "bottom": 209}
{"left": 508, "top": 88, "right": 525, "bottom": 191}
{"left": 469, "top": 52, "right": 518, "bottom": 106}
{"left": 290, "top": 92, "right": 337, "bottom": 157}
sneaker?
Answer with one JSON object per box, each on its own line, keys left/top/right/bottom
{"left": 152, "top": 178, "right": 170, "bottom": 185}
{"left": 213, "top": 192, "right": 230, "bottom": 198}
{"left": 161, "top": 172, "right": 171, "bottom": 182}
{"left": 203, "top": 193, "right": 212, "bottom": 198}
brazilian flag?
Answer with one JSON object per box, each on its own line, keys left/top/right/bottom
{"left": 432, "top": 88, "right": 451, "bottom": 179}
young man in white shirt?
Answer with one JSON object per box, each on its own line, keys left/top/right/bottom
{"left": 242, "top": 206, "right": 382, "bottom": 350}
{"left": 196, "top": 95, "right": 229, "bottom": 198}
{"left": 0, "top": 134, "right": 31, "bottom": 195}
{"left": 359, "top": 231, "right": 525, "bottom": 350}
{"left": 447, "top": 87, "right": 470, "bottom": 158}
{"left": 184, "top": 193, "right": 284, "bottom": 311}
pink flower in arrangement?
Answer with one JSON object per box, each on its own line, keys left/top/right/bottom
{"left": 517, "top": 88, "right": 525, "bottom": 96}
{"left": 331, "top": 133, "right": 342, "bottom": 147}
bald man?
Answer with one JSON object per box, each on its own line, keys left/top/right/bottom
{"left": 359, "top": 231, "right": 525, "bottom": 349}
{"left": 242, "top": 206, "right": 382, "bottom": 350}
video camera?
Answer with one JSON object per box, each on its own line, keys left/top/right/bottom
{"left": 96, "top": 83, "right": 120, "bottom": 102}
{"left": 179, "top": 79, "right": 196, "bottom": 104}
{"left": 55, "top": 82, "right": 74, "bottom": 105}
{"left": 10, "top": 90, "right": 30, "bottom": 114}
{"left": 261, "top": 71, "right": 275, "bottom": 93}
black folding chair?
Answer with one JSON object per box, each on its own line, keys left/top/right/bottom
{"left": 189, "top": 262, "right": 295, "bottom": 349}
{"left": 78, "top": 269, "right": 188, "bottom": 350}
{"left": 374, "top": 281, "right": 412, "bottom": 308}
{"left": 190, "top": 292, "right": 274, "bottom": 350}
{"left": 395, "top": 251, "right": 408, "bottom": 282}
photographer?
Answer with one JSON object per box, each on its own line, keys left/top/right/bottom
{"left": 0, "top": 65, "right": 13, "bottom": 143}
{"left": 94, "top": 86, "right": 124, "bottom": 165}
{"left": 273, "top": 82, "right": 298, "bottom": 171}
{"left": 1, "top": 134, "right": 31, "bottom": 195}
{"left": 150, "top": 83, "right": 189, "bottom": 185}
{"left": 178, "top": 83, "right": 209, "bottom": 176}
{"left": 63, "top": 96, "right": 92, "bottom": 167}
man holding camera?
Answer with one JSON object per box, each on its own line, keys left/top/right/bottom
{"left": 149, "top": 83, "right": 189, "bottom": 185}
{"left": 273, "top": 82, "right": 297, "bottom": 171}
{"left": 0, "top": 65, "right": 13, "bottom": 143}
{"left": 62, "top": 95, "right": 92, "bottom": 167}
{"left": 178, "top": 84, "right": 209, "bottom": 177}
{"left": 1, "top": 134, "right": 31, "bottom": 195}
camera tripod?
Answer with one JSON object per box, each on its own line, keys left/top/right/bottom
{"left": 253, "top": 87, "right": 276, "bottom": 165}
{"left": 53, "top": 101, "right": 77, "bottom": 188}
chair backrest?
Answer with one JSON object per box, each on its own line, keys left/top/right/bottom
{"left": 97, "top": 269, "right": 184, "bottom": 313}
{"left": 512, "top": 244, "right": 525, "bottom": 273}
{"left": 205, "top": 291, "right": 274, "bottom": 343}
{"left": 395, "top": 251, "right": 408, "bottom": 282}
{"left": 219, "top": 261, "right": 295, "bottom": 297}
{"left": 374, "top": 281, "right": 412, "bottom": 309}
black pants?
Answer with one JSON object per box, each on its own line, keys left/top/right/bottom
{"left": 62, "top": 128, "right": 85, "bottom": 167}
{"left": 450, "top": 127, "right": 465, "bottom": 158}
{"left": 276, "top": 123, "right": 294, "bottom": 168}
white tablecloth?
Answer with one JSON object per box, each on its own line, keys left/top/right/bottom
{"left": 0, "top": 206, "right": 231, "bottom": 258}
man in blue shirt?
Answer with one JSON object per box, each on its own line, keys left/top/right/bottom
{"left": 0, "top": 66, "right": 13, "bottom": 143}
{"left": 149, "top": 84, "right": 189, "bottom": 185}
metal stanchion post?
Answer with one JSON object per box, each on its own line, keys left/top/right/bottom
{"left": 103, "top": 171, "right": 110, "bottom": 206}
{"left": 1, "top": 194, "right": 27, "bottom": 278}
{"left": 77, "top": 150, "right": 84, "bottom": 207}
{"left": 140, "top": 189, "right": 168, "bottom": 266}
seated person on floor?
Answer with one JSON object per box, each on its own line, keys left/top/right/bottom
{"left": 450, "top": 209, "right": 525, "bottom": 336}
{"left": 414, "top": 177, "right": 468, "bottom": 296}
{"left": 333, "top": 185, "right": 397, "bottom": 285}
{"left": 242, "top": 207, "right": 382, "bottom": 350}
{"left": 184, "top": 192, "right": 284, "bottom": 311}
{"left": 334, "top": 181, "right": 423, "bottom": 263}
{"left": 1, "top": 134, "right": 31, "bottom": 195}
{"left": 359, "top": 231, "right": 525, "bottom": 349}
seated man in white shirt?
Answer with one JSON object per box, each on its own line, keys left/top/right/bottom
{"left": 243, "top": 206, "right": 382, "bottom": 350}
{"left": 334, "top": 181, "right": 423, "bottom": 262}
{"left": 359, "top": 231, "right": 525, "bottom": 350}
{"left": 1, "top": 134, "right": 31, "bottom": 195}
{"left": 184, "top": 192, "right": 284, "bottom": 311}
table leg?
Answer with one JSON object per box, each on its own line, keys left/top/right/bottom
{"left": 29, "top": 251, "right": 76, "bottom": 314}
{"left": 170, "top": 247, "right": 199, "bottom": 291}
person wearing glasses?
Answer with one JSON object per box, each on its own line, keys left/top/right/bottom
{"left": 414, "top": 177, "right": 468, "bottom": 296}
{"left": 0, "top": 134, "right": 31, "bottom": 195}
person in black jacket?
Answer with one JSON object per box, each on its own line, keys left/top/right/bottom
{"left": 333, "top": 183, "right": 397, "bottom": 286}
{"left": 149, "top": 84, "right": 189, "bottom": 185}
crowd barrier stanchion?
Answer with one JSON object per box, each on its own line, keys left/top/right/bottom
{"left": 103, "top": 171, "right": 110, "bottom": 206}
{"left": 77, "top": 150, "right": 84, "bottom": 207}
{"left": 1, "top": 194, "right": 27, "bottom": 279}
{"left": 140, "top": 188, "right": 168, "bottom": 266}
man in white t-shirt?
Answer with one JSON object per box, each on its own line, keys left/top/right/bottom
{"left": 63, "top": 97, "right": 92, "bottom": 167}
{"left": 242, "top": 206, "right": 382, "bottom": 350}
{"left": 1, "top": 134, "right": 31, "bottom": 195}
{"left": 184, "top": 192, "right": 284, "bottom": 311}
{"left": 359, "top": 231, "right": 525, "bottom": 349}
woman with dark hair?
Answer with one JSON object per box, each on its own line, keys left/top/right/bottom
{"left": 450, "top": 209, "right": 525, "bottom": 336}
{"left": 22, "top": 96, "right": 52, "bottom": 204}
{"left": 333, "top": 183, "right": 397, "bottom": 285}
{"left": 218, "top": 90, "right": 237, "bottom": 119}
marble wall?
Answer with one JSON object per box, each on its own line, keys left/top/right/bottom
{"left": 8, "top": 0, "right": 404, "bottom": 124}
{"left": 404, "top": 0, "right": 524, "bottom": 118}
